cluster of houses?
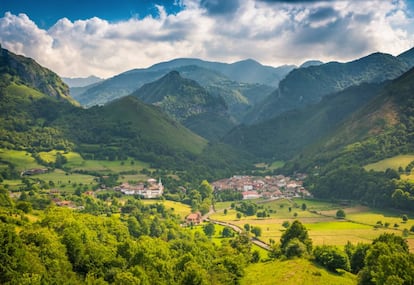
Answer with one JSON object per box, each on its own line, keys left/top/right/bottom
{"left": 114, "top": 178, "right": 164, "bottom": 199}
{"left": 212, "top": 174, "right": 311, "bottom": 200}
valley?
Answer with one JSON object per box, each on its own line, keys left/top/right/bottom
{"left": 2, "top": 43, "right": 414, "bottom": 284}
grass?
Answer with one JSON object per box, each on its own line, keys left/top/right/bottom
{"left": 254, "top": 161, "right": 285, "bottom": 171}
{"left": 0, "top": 149, "right": 43, "bottom": 170}
{"left": 210, "top": 198, "right": 414, "bottom": 250}
{"left": 364, "top": 154, "right": 414, "bottom": 171}
{"left": 65, "top": 155, "right": 151, "bottom": 173}
{"left": 31, "top": 169, "right": 96, "bottom": 192}
{"left": 141, "top": 199, "right": 192, "bottom": 221}
{"left": 241, "top": 258, "right": 357, "bottom": 285}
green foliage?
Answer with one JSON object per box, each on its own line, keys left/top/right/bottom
{"left": 282, "top": 221, "right": 290, "bottom": 228}
{"left": 336, "top": 209, "right": 346, "bottom": 219}
{"left": 251, "top": 226, "right": 262, "bottom": 238}
{"left": 280, "top": 220, "right": 312, "bottom": 258}
{"left": 203, "top": 222, "right": 215, "bottom": 237}
{"left": 222, "top": 226, "right": 234, "bottom": 238}
{"left": 236, "top": 201, "right": 258, "bottom": 216}
{"left": 357, "top": 233, "right": 414, "bottom": 285}
{"left": 313, "top": 245, "right": 350, "bottom": 272}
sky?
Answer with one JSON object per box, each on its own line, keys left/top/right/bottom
{"left": 1, "top": 0, "right": 414, "bottom": 78}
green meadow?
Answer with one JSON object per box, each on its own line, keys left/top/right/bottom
{"left": 210, "top": 198, "right": 414, "bottom": 250}
{"left": 141, "top": 199, "right": 192, "bottom": 221}
{"left": 31, "top": 169, "right": 96, "bottom": 192}
{"left": 0, "top": 148, "right": 43, "bottom": 170}
{"left": 364, "top": 154, "right": 414, "bottom": 172}
{"left": 242, "top": 258, "right": 357, "bottom": 285}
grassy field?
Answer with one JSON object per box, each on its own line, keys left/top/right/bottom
{"left": 31, "top": 169, "right": 97, "bottom": 192}
{"left": 0, "top": 149, "right": 43, "bottom": 170}
{"left": 241, "top": 258, "right": 357, "bottom": 285}
{"left": 364, "top": 154, "right": 414, "bottom": 171}
{"left": 255, "top": 161, "right": 285, "bottom": 171}
{"left": 210, "top": 198, "right": 414, "bottom": 250}
{"left": 63, "top": 152, "right": 151, "bottom": 173}
{"left": 141, "top": 199, "right": 192, "bottom": 221}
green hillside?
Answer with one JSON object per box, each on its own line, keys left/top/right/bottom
{"left": 284, "top": 67, "right": 414, "bottom": 210}
{"left": 0, "top": 47, "right": 77, "bottom": 105}
{"left": 223, "top": 82, "right": 383, "bottom": 161}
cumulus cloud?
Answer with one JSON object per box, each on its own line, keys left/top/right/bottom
{"left": 0, "top": 0, "right": 413, "bottom": 78}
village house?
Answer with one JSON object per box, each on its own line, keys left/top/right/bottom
{"left": 116, "top": 178, "right": 164, "bottom": 198}
{"left": 242, "top": 191, "right": 261, "bottom": 200}
{"left": 186, "top": 212, "right": 202, "bottom": 225}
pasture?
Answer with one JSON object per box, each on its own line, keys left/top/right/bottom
{"left": 364, "top": 154, "right": 414, "bottom": 172}
{"left": 0, "top": 149, "right": 43, "bottom": 170}
{"left": 210, "top": 198, "right": 414, "bottom": 250}
{"left": 141, "top": 199, "right": 192, "bottom": 221}
{"left": 31, "top": 169, "right": 96, "bottom": 192}
{"left": 241, "top": 258, "right": 356, "bottom": 285}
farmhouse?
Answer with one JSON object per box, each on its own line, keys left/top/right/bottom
{"left": 186, "top": 212, "right": 202, "bottom": 225}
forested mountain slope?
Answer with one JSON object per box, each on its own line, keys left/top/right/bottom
{"left": 246, "top": 52, "right": 412, "bottom": 123}
{"left": 223, "top": 82, "right": 384, "bottom": 161}
{"left": 132, "top": 71, "right": 236, "bottom": 140}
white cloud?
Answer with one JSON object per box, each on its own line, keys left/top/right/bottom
{"left": 0, "top": 0, "right": 413, "bottom": 78}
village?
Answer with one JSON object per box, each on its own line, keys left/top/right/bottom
{"left": 211, "top": 173, "right": 311, "bottom": 200}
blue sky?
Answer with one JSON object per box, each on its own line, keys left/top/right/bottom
{"left": 1, "top": 0, "right": 413, "bottom": 78}
{"left": 0, "top": 0, "right": 183, "bottom": 28}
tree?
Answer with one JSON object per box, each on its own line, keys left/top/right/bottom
{"left": 282, "top": 221, "right": 290, "bottom": 228}
{"left": 402, "top": 214, "right": 408, "bottom": 223}
{"left": 301, "top": 203, "right": 307, "bottom": 211}
{"left": 280, "top": 220, "right": 312, "bottom": 257}
{"left": 16, "top": 201, "right": 32, "bottom": 213}
{"left": 313, "top": 245, "right": 350, "bottom": 272}
{"left": 222, "top": 227, "right": 234, "bottom": 238}
{"left": 336, "top": 209, "right": 346, "bottom": 219}
{"left": 199, "top": 180, "right": 213, "bottom": 200}
{"left": 244, "top": 224, "right": 250, "bottom": 232}
{"left": 203, "top": 223, "right": 215, "bottom": 237}
{"left": 251, "top": 226, "right": 262, "bottom": 238}
{"left": 358, "top": 233, "right": 414, "bottom": 285}
{"left": 284, "top": 238, "right": 307, "bottom": 258}
{"left": 251, "top": 250, "right": 260, "bottom": 263}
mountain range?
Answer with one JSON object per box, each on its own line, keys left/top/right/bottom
{"left": 2, "top": 46, "right": 414, "bottom": 185}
